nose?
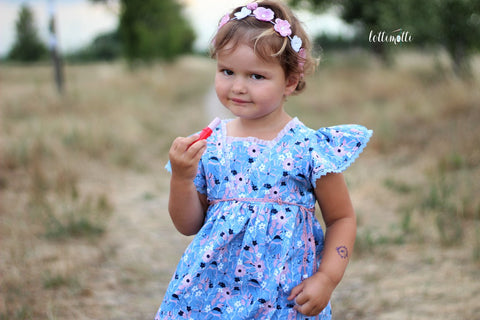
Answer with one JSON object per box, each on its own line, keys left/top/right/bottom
{"left": 231, "top": 76, "right": 247, "bottom": 94}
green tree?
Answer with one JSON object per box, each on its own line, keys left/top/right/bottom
{"left": 91, "top": 0, "right": 195, "bottom": 64}
{"left": 291, "top": 0, "right": 480, "bottom": 76}
{"left": 8, "top": 4, "right": 48, "bottom": 62}
{"left": 67, "top": 31, "right": 121, "bottom": 62}
{"left": 435, "top": 0, "right": 480, "bottom": 76}
{"left": 292, "top": 0, "right": 418, "bottom": 62}
{"left": 379, "top": 0, "right": 480, "bottom": 76}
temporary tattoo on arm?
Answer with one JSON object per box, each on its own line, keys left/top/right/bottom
{"left": 336, "top": 245, "right": 348, "bottom": 259}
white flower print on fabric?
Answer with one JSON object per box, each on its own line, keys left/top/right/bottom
{"left": 158, "top": 118, "right": 372, "bottom": 320}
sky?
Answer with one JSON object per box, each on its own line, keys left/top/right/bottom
{"left": 0, "top": 0, "right": 354, "bottom": 57}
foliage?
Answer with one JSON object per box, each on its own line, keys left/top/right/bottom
{"left": 291, "top": 0, "right": 480, "bottom": 76}
{"left": 7, "top": 4, "right": 48, "bottom": 62}
{"left": 66, "top": 30, "right": 121, "bottom": 62}
{"left": 435, "top": 0, "right": 480, "bottom": 76}
{"left": 89, "top": 0, "right": 195, "bottom": 64}
{"left": 119, "top": 0, "right": 195, "bottom": 64}
{"left": 313, "top": 33, "right": 367, "bottom": 52}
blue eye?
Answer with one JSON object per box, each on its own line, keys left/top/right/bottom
{"left": 251, "top": 74, "right": 264, "bottom": 80}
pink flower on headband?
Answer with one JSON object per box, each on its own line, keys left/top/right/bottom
{"left": 298, "top": 48, "right": 306, "bottom": 78}
{"left": 253, "top": 7, "right": 274, "bottom": 21}
{"left": 219, "top": 13, "right": 230, "bottom": 29}
{"left": 216, "top": 4, "right": 304, "bottom": 53}
{"left": 298, "top": 48, "right": 306, "bottom": 69}
{"left": 274, "top": 18, "right": 292, "bottom": 37}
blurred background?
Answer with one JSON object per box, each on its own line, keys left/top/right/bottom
{"left": 0, "top": 0, "right": 479, "bottom": 319}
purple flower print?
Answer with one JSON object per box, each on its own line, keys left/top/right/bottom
{"left": 248, "top": 144, "right": 260, "bottom": 157}
{"left": 254, "top": 260, "right": 265, "bottom": 273}
{"left": 253, "top": 7, "right": 274, "bottom": 21}
{"left": 221, "top": 287, "right": 232, "bottom": 300}
{"left": 282, "top": 158, "right": 294, "bottom": 171}
{"left": 246, "top": 2, "right": 258, "bottom": 10}
{"left": 270, "top": 186, "right": 281, "bottom": 198}
{"left": 235, "top": 264, "right": 246, "bottom": 277}
{"left": 274, "top": 18, "right": 292, "bottom": 37}
{"left": 179, "top": 274, "right": 193, "bottom": 289}
{"left": 202, "top": 249, "right": 214, "bottom": 262}
{"left": 335, "top": 145, "right": 347, "bottom": 157}
{"left": 256, "top": 300, "right": 276, "bottom": 317}
{"left": 211, "top": 285, "right": 233, "bottom": 306}
{"left": 275, "top": 211, "right": 287, "bottom": 225}
{"left": 157, "top": 118, "right": 371, "bottom": 319}
{"left": 235, "top": 173, "right": 247, "bottom": 185}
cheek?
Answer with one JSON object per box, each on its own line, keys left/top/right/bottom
{"left": 215, "top": 77, "right": 228, "bottom": 99}
{"left": 214, "top": 78, "right": 222, "bottom": 94}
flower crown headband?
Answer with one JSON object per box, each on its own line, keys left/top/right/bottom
{"left": 218, "top": 2, "right": 304, "bottom": 53}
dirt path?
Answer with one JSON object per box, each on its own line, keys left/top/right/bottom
{"left": 72, "top": 90, "right": 480, "bottom": 319}
{"left": 72, "top": 169, "right": 190, "bottom": 319}
{"left": 75, "top": 137, "right": 480, "bottom": 320}
{"left": 3, "top": 58, "right": 478, "bottom": 320}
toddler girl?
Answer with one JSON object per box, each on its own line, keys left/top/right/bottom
{"left": 155, "top": 1, "right": 372, "bottom": 319}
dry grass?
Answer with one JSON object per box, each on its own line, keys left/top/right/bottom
{"left": 0, "top": 51, "right": 479, "bottom": 319}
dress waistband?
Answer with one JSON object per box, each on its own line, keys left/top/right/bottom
{"left": 208, "top": 197, "right": 315, "bottom": 213}
{"left": 208, "top": 197, "right": 318, "bottom": 279}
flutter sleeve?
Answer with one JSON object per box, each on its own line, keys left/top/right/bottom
{"left": 309, "top": 124, "right": 372, "bottom": 185}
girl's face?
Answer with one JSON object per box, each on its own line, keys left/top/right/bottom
{"left": 215, "top": 43, "right": 298, "bottom": 121}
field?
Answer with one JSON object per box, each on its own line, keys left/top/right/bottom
{"left": 1, "top": 51, "right": 480, "bottom": 319}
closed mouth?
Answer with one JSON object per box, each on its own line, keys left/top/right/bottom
{"left": 230, "top": 97, "right": 250, "bottom": 104}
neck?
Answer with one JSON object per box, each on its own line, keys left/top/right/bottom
{"left": 228, "top": 111, "right": 293, "bottom": 140}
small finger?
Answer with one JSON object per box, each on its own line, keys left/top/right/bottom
{"left": 188, "top": 139, "right": 207, "bottom": 158}
{"left": 171, "top": 136, "right": 195, "bottom": 151}
{"left": 185, "top": 134, "right": 201, "bottom": 147}
{"left": 287, "top": 284, "right": 304, "bottom": 301}
{"left": 294, "top": 301, "right": 314, "bottom": 316}
{"left": 294, "top": 292, "right": 307, "bottom": 306}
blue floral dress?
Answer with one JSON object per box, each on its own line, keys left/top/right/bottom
{"left": 156, "top": 118, "right": 372, "bottom": 320}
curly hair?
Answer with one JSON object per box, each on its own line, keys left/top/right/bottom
{"left": 210, "top": 0, "right": 318, "bottom": 94}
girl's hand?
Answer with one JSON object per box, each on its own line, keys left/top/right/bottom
{"left": 167, "top": 134, "right": 208, "bottom": 236}
{"left": 287, "top": 271, "right": 336, "bottom": 316}
{"left": 168, "top": 134, "right": 207, "bottom": 181}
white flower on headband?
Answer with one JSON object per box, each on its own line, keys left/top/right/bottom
{"left": 235, "top": 7, "right": 252, "bottom": 19}
{"left": 291, "top": 35, "right": 302, "bottom": 52}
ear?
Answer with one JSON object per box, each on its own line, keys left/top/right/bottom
{"left": 284, "top": 74, "right": 300, "bottom": 96}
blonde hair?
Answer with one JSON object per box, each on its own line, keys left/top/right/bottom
{"left": 210, "top": 0, "right": 317, "bottom": 94}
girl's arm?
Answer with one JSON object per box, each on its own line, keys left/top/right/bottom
{"left": 168, "top": 134, "right": 209, "bottom": 236}
{"left": 288, "top": 172, "right": 356, "bottom": 316}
